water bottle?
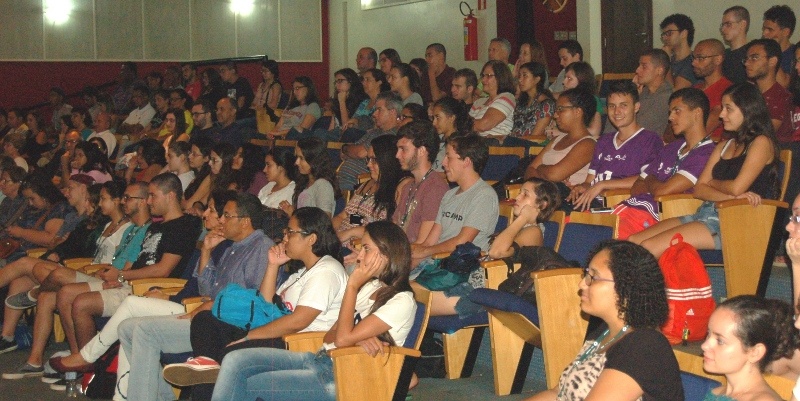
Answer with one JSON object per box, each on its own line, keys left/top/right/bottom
{"left": 65, "top": 371, "right": 79, "bottom": 397}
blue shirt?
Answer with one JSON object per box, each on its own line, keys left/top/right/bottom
{"left": 111, "top": 221, "right": 151, "bottom": 269}
{"left": 199, "top": 229, "right": 274, "bottom": 299}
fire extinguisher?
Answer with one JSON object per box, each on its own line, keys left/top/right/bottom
{"left": 461, "top": 2, "right": 478, "bottom": 61}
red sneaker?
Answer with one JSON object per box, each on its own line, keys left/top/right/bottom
{"left": 162, "top": 356, "right": 220, "bottom": 386}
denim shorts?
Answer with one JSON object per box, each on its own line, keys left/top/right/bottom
{"left": 444, "top": 282, "right": 484, "bottom": 318}
{"left": 678, "top": 201, "right": 722, "bottom": 249}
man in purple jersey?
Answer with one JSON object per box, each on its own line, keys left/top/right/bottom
{"left": 616, "top": 88, "right": 715, "bottom": 239}
{"left": 568, "top": 81, "right": 663, "bottom": 211}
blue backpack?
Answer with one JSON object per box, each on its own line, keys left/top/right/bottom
{"left": 212, "top": 283, "right": 290, "bottom": 330}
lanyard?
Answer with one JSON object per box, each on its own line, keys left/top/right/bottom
{"left": 399, "top": 168, "right": 434, "bottom": 228}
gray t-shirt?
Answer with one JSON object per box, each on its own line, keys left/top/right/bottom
{"left": 638, "top": 80, "right": 673, "bottom": 136}
{"left": 402, "top": 92, "right": 423, "bottom": 106}
{"left": 297, "top": 178, "right": 335, "bottom": 216}
{"left": 434, "top": 179, "right": 498, "bottom": 251}
{"left": 279, "top": 103, "right": 322, "bottom": 131}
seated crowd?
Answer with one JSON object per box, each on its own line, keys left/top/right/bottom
{"left": 0, "top": 4, "right": 799, "bottom": 401}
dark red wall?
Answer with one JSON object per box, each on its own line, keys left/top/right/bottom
{"left": 532, "top": 0, "right": 577, "bottom": 77}
{"left": 0, "top": 0, "right": 330, "bottom": 113}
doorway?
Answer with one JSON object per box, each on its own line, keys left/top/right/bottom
{"left": 601, "top": 0, "right": 653, "bottom": 73}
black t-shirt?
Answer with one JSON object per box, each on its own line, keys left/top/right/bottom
{"left": 131, "top": 214, "right": 202, "bottom": 278}
{"left": 52, "top": 215, "right": 109, "bottom": 261}
{"left": 588, "top": 322, "right": 684, "bottom": 401}
{"left": 225, "top": 77, "right": 255, "bottom": 119}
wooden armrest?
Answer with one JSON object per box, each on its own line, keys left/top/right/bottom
{"left": 79, "top": 264, "right": 106, "bottom": 274}
{"left": 162, "top": 287, "right": 183, "bottom": 296}
{"left": 328, "top": 345, "right": 420, "bottom": 359}
{"left": 482, "top": 259, "right": 512, "bottom": 289}
{"left": 64, "top": 257, "right": 94, "bottom": 270}
{"left": 284, "top": 331, "right": 326, "bottom": 352}
{"left": 129, "top": 278, "right": 187, "bottom": 296}
{"left": 181, "top": 296, "right": 208, "bottom": 306}
{"left": 715, "top": 199, "right": 787, "bottom": 209}
{"left": 654, "top": 193, "right": 696, "bottom": 202}
{"left": 26, "top": 248, "right": 48, "bottom": 258}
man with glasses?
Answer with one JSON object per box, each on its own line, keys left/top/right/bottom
{"left": 720, "top": 6, "right": 750, "bottom": 84}
{"left": 338, "top": 91, "right": 403, "bottom": 191}
{"left": 691, "top": 39, "right": 731, "bottom": 140}
{"left": 205, "top": 97, "right": 252, "bottom": 149}
{"left": 660, "top": 14, "right": 698, "bottom": 90}
{"left": 634, "top": 49, "right": 673, "bottom": 138}
{"left": 189, "top": 100, "right": 214, "bottom": 145}
{"left": 86, "top": 112, "right": 116, "bottom": 159}
{"left": 744, "top": 38, "right": 792, "bottom": 142}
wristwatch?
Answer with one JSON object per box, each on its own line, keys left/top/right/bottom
{"left": 117, "top": 272, "right": 127, "bottom": 284}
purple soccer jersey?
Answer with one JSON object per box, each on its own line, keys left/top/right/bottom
{"left": 588, "top": 128, "right": 663, "bottom": 185}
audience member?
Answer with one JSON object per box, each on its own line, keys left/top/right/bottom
{"left": 356, "top": 47, "right": 378, "bottom": 74}
{"left": 232, "top": 143, "right": 267, "bottom": 195}
{"left": 81, "top": 86, "right": 103, "bottom": 122}
{"left": 487, "top": 178, "right": 561, "bottom": 260}
{"left": 691, "top": 38, "right": 732, "bottom": 140}
{"left": 379, "top": 48, "right": 402, "bottom": 75}
{"left": 71, "top": 141, "right": 113, "bottom": 184}
{"left": 118, "top": 85, "right": 155, "bottom": 138}
{"left": 720, "top": 6, "right": 750, "bottom": 84}
{"left": 561, "top": 61, "right": 603, "bottom": 137}
{"left": 431, "top": 97, "right": 470, "bottom": 171}
{"left": 762, "top": 5, "right": 797, "bottom": 76}
{"left": 207, "top": 143, "right": 237, "bottom": 196}
{"left": 197, "top": 68, "right": 227, "bottom": 113}
{"left": 329, "top": 68, "right": 368, "bottom": 134}
{"left": 163, "top": 141, "right": 195, "bottom": 191}
{"left": 338, "top": 91, "right": 402, "bottom": 191}
{"left": 424, "top": 43, "right": 456, "bottom": 103}
{"left": 567, "top": 81, "right": 662, "bottom": 212}
{"left": 394, "top": 120, "right": 450, "bottom": 244}
{"left": 163, "top": 66, "right": 182, "bottom": 90}
{"left": 48, "top": 87, "right": 72, "bottom": 132}
{"left": 3, "top": 132, "right": 29, "bottom": 172}
{"left": 745, "top": 39, "right": 793, "bottom": 142}
{"left": 660, "top": 13, "right": 699, "bottom": 89}
{"left": 280, "top": 137, "right": 338, "bottom": 217}
{"left": 252, "top": 59, "right": 282, "bottom": 112}
{"left": 471, "top": 60, "right": 516, "bottom": 144}
{"left": 219, "top": 61, "right": 254, "bottom": 119}
{"left": 0, "top": 109, "right": 10, "bottom": 139}
{"left": 125, "top": 138, "right": 166, "bottom": 184}
{"left": 451, "top": 68, "right": 479, "bottom": 106}
{"left": 22, "top": 111, "right": 49, "bottom": 166}
{"left": 343, "top": 68, "right": 389, "bottom": 135}
{"left": 183, "top": 137, "right": 213, "bottom": 210}
{"left": 525, "top": 240, "right": 682, "bottom": 401}
{"left": 110, "top": 62, "right": 138, "bottom": 115}
{"left": 161, "top": 108, "right": 189, "bottom": 150}
{"left": 525, "top": 88, "right": 596, "bottom": 195}
{"left": 268, "top": 76, "right": 321, "bottom": 140}
{"left": 70, "top": 106, "right": 94, "bottom": 141}
{"left": 630, "top": 83, "right": 779, "bottom": 257}
{"left": 488, "top": 37, "right": 512, "bottom": 67}
{"left": 634, "top": 49, "right": 674, "bottom": 137}
{"left": 511, "top": 62, "right": 555, "bottom": 138}
{"left": 549, "top": 40, "right": 582, "bottom": 94}
{"left": 613, "top": 88, "right": 714, "bottom": 240}
{"left": 206, "top": 97, "right": 251, "bottom": 148}
{"left": 168, "top": 89, "right": 194, "bottom": 134}
{"left": 389, "top": 63, "right": 423, "bottom": 106}
{"left": 182, "top": 62, "right": 202, "bottom": 100}
{"left": 6, "top": 109, "right": 28, "bottom": 139}
{"left": 257, "top": 147, "right": 297, "bottom": 209}
{"left": 514, "top": 40, "right": 550, "bottom": 89}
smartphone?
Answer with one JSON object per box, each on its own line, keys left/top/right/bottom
{"left": 590, "top": 207, "right": 613, "bottom": 214}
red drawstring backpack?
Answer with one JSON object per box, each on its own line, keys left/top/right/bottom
{"left": 658, "top": 233, "right": 716, "bottom": 345}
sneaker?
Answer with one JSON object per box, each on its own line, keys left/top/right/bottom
{"left": 774, "top": 255, "right": 788, "bottom": 268}
{"left": 162, "top": 356, "right": 220, "bottom": 386}
{"left": 0, "top": 338, "right": 17, "bottom": 354}
{"left": 5, "top": 291, "right": 37, "bottom": 310}
{"left": 2, "top": 363, "right": 44, "bottom": 379}
{"left": 41, "top": 372, "right": 62, "bottom": 384}
{"left": 49, "top": 378, "right": 66, "bottom": 391}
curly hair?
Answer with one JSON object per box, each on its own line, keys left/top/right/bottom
{"left": 433, "top": 97, "right": 472, "bottom": 135}
{"left": 331, "top": 68, "right": 367, "bottom": 125}
{"left": 517, "top": 62, "right": 554, "bottom": 106}
{"left": 288, "top": 76, "right": 319, "bottom": 108}
{"left": 235, "top": 143, "right": 266, "bottom": 192}
{"left": 209, "top": 143, "right": 237, "bottom": 193}
{"left": 364, "top": 68, "right": 391, "bottom": 93}
{"left": 764, "top": 298, "right": 800, "bottom": 363}
{"left": 586, "top": 240, "right": 668, "bottom": 328}
{"left": 293, "top": 206, "right": 342, "bottom": 263}
{"left": 368, "top": 134, "right": 405, "bottom": 218}
{"left": 75, "top": 141, "right": 112, "bottom": 176}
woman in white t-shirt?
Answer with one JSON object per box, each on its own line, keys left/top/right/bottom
{"left": 257, "top": 147, "right": 297, "bottom": 209}
{"left": 209, "top": 220, "right": 416, "bottom": 401}
{"left": 92, "top": 181, "right": 131, "bottom": 265}
{"left": 470, "top": 60, "right": 516, "bottom": 144}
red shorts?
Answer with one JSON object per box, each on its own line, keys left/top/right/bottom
{"left": 612, "top": 204, "right": 658, "bottom": 240}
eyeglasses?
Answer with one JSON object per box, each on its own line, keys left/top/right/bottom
{"left": 65, "top": 139, "right": 78, "bottom": 144}
{"left": 191, "top": 112, "right": 209, "bottom": 117}
{"left": 582, "top": 268, "right": 615, "bottom": 286}
{"left": 122, "top": 195, "right": 144, "bottom": 201}
{"left": 334, "top": 79, "right": 347, "bottom": 84}
{"left": 364, "top": 156, "right": 377, "bottom": 164}
{"left": 719, "top": 20, "right": 741, "bottom": 30}
{"left": 555, "top": 105, "right": 577, "bottom": 113}
{"left": 283, "top": 228, "right": 310, "bottom": 237}
{"left": 480, "top": 73, "right": 495, "bottom": 79}
{"left": 400, "top": 114, "right": 414, "bottom": 121}
{"left": 742, "top": 54, "right": 764, "bottom": 64}
{"left": 209, "top": 158, "right": 221, "bottom": 164}
{"left": 692, "top": 54, "right": 721, "bottom": 61}
{"left": 660, "top": 29, "right": 679, "bottom": 38}
{"left": 169, "top": 97, "right": 182, "bottom": 102}
{"left": 221, "top": 212, "right": 245, "bottom": 220}
{"left": 789, "top": 215, "right": 800, "bottom": 224}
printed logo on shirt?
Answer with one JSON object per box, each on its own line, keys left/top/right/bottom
{"left": 442, "top": 211, "right": 464, "bottom": 221}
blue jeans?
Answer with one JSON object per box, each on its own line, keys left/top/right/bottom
{"left": 211, "top": 348, "right": 335, "bottom": 401}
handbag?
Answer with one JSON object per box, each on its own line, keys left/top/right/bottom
{"left": 0, "top": 202, "right": 33, "bottom": 259}
{"left": 497, "top": 245, "right": 571, "bottom": 305}
{"left": 212, "top": 283, "right": 290, "bottom": 330}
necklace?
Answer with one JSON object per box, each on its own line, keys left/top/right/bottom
{"left": 111, "top": 219, "right": 151, "bottom": 264}
{"left": 399, "top": 168, "right": 434, "bottom": 228}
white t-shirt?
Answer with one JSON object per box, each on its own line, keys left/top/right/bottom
{"left": 175, "top": 170, "right": 196, "bottom": 192}
{"left": 93, "top": 221, "right": 132, "bottom": 264}
{"left": 257, "top": 181, "right": 296, "bottom": 209}
{"left": 323, "top": 279, "right": 416, "bottom": 350}
{"left": 87, "top": 130, "right": 117, "bottom": 158}
{"left": 14, "top": 156, "right": 28, "bottom": 172}
{"left": 123, "top": 103, "right": 156, "bottom": 127}
{"left": 276, "top": 255, "right": 347, "bottom": 332}
{"left": 469, "top": 92, "right": 516, "bottom": 137}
